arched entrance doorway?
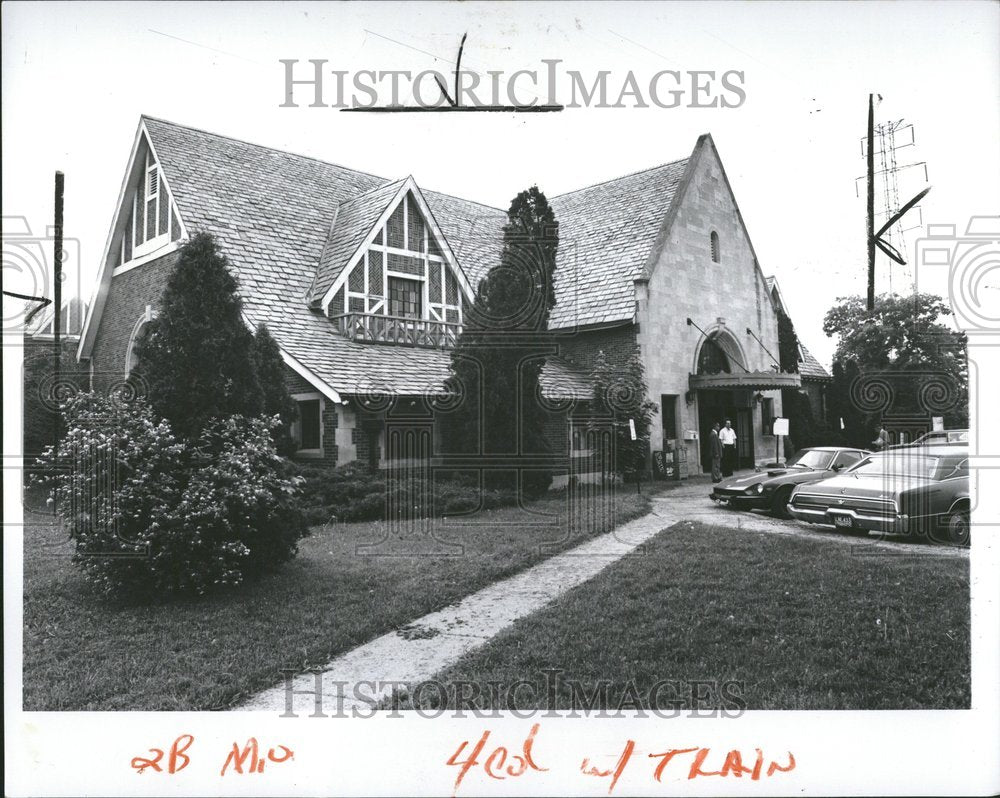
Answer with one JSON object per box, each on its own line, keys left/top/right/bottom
{"left": 693, "top": 330, "right": 754, "bottom": 473}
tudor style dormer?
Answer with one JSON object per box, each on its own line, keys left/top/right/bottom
{"left": 315, "top": 177, "right": 472, "bottom": 350}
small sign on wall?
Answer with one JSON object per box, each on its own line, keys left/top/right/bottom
{"left": 932, "top": 416, "right": 944, "bottom": 431}
{"left": 772, "top": 417, "right": 789, "bottom": 436}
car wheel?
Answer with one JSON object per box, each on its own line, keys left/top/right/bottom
{"left": 771, "top": 486, "right": 793, "bottom": 519}
{"left": 944, "top": 510, "right": 971, "bottom": 547}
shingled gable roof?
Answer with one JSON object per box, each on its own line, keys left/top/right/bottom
{"left": 309, "top": 178, "right": 406, "bottom": 303}
{"left": 798, "top": 343, "right": 832, "bottom": 381}
{"left": 547, "top": 157, "right": 689, "bottom": 329}
{"left": 81, "top": 118, "right": 764, "bottom": 399}
{"left": 313, "top": 176, "right": 480, "bottom": 311}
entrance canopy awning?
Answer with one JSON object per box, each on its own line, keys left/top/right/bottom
{"left": 689, "top": 371, "right": 802, "bottom": 391}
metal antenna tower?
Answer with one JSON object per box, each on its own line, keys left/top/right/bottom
{"left": 856, "top": 95, "right": 931, "bottom": 306}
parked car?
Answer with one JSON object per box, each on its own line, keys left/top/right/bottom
{"left": 709, "top": 446, "right": 870, "bottom": 517}
{"left": 786, "top": 444, "right": 970, "bottom": 546}
{"left": 911, "top": 429, "right": 968, "bottom": 445}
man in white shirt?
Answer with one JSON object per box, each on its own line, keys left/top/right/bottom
{"left": 719, "top": 419, "right": 737, "bottom": 476}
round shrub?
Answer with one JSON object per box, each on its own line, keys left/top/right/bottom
{"left": 39, "top": 393, "right": 308, "bottom": 599}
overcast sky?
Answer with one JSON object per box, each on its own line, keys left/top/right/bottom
{"left": 4, "top": 0, "right": 998, "bottom": 367}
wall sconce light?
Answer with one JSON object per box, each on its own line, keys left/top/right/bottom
{"left": 685, "top": 390, "right": 696, "bottom": 405}
{"left": 753, "top": 392, "right": 765, "bottom": 404}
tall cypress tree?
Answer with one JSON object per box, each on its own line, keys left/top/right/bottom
{"left": 135, "top": 232, "right": 262, "bottom": 439}
{"left": 443, "top": 187, "right": 559, "bottom": 497}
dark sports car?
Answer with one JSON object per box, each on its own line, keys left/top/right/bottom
{"left": 710, "top": 446, "right": 870, "bottom": 517}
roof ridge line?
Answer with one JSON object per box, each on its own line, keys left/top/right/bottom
{"left": 141, "top": 115, "right": 508, "bottom": 214}
{"left": 140, "top": 114, "right": 389, "bottom": 182}
{"left": 549, "top": 156, "right": 690, "bottom": 200}
{"left": 419, "top": 186, "right": 506, "bottom": 214}
{"left": 340, "top": 177, "right": 408, "bottom": 204}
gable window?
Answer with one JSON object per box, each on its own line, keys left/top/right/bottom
{"left": 291, "top": 393, "right": 323, "bottom": 455}
{"left": 332, "top": 188, "right": 463, "bottom": 332}
{"left": 710, "top": 230, "right": 720, "bottom": 263}
{"left": 388, "top": 276, "right": 422, "bottom": 319}
{"left": 115, "top": 140, "right": 181, "bottom": 269}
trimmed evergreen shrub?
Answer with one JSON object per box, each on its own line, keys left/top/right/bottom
{"left": 133, "top": 232, "right": 263, "bottom": 440}
{"left": 293, "top": 462, "right": 517, "bottom": 525}
{"left": 253, "top": 323, "right": 298, "bottom": 455}
{"left": 442, "top": 187, "right": 560, "bottom": 498}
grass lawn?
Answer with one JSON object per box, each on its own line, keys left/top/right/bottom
{"left": 22, "top": 489, "right": 649, "bottom": 710}
{"left": 407, "top": 520, "right": 970, "bottom": 710}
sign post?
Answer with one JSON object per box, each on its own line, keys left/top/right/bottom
{"left": 773, "top": 417, "right": 789, "bottom": 463}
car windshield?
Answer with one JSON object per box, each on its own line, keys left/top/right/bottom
{"left": 850, "top": 453, "right": 942, "bottom": 479}
{"left": 786, "top": 449, "right": 835, "bottom": 469}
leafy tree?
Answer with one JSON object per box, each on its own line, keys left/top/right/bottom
{"left": 590, "top": 350, "right": 658, "bottom": 484}
{"left": 253, "top": 324, "right": 298, "bottom": 455}
{"left": 776, "top": 307, "right": 800, "bottom": 374}
{"left": 823, "top": 293, "right": 969, "bottom": 430}
{"left": 442, "top": 187, "right": 559, "bottom": 498}
{"left": 134, "top": 232, "right": 263, "bottom": 440}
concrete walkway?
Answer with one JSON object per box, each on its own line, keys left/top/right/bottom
{"left": 239, "top": 477, "right": 965, "bottom": 713}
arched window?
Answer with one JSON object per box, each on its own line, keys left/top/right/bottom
{"left": 125, "top": 308, "right": 156, "bottom": 375}
{"left": 697, "top": 333, "right": 731, "bottom": 375}
{"left": 710, "top": 230, "right": 720, "bottom": 263}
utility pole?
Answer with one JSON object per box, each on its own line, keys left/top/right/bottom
{"left": 859, "top": 95, "right": 930, "bottom": 308}
{"left": 53, "top": 171, "right": 65, "bottom": 441}
{"left": 866, "top": 94, "right": 875, "bottom": 311}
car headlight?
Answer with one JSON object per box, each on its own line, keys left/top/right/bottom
{"left": 744, "top": 483, "right": 764, "bottom": 495}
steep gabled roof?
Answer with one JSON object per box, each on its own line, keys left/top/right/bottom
{"left": 84, "top": 118, "right": 783, "bottom": 399}
{"left": 547, "top": 159, "right": 689, "bottom": 329}
{"left": 142, "top": 116, "right": 386, "bottom": 306}
{"left": 421, "top": 190, "right": 505, "bottom": 290}
{"left": 798, "top": 343, "right": 832, "bottom": 381}
{"left": 765, "top": 274, "right": 831, "bottom": 381}
{"left": 310, "top": 178, "right": 406, "bottom": 303}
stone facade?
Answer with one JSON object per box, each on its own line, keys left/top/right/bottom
{"left": 634, "top": 144, "right": 783, "bottom": 471}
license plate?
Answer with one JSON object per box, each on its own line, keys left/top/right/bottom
{"left": 832, "top": 515, "right": 854, "bottom": 528}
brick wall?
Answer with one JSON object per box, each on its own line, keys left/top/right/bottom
{"left": 286, "top": 365, "right": 339, "bottom": 465}
{"left": 89, "top": 251, "right": 179, "bottom": 394}
{"left": 554, "top": 324, "right": 637, "bottom": 374}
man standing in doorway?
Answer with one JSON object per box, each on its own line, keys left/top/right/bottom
{"left": 710, "top": 422, "right": 723, "bottom": 483}
{"left": 719, "top": 418, "right": 737, "bottom": 476}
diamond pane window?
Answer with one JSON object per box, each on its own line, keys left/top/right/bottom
{"left": 388, "top": 277, "right": 422, "bottom": 319}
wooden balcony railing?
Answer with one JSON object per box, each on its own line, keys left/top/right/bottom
{"left": 330, "top": 312, "right": 461, "bottom": 349}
